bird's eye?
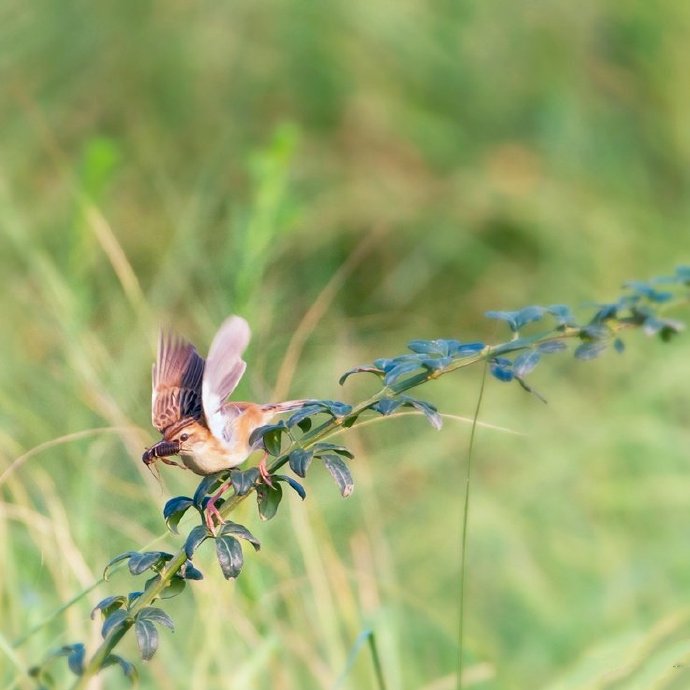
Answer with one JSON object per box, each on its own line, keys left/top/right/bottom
{"left": 179, "top": 433, "right": 189, "bottom": 442}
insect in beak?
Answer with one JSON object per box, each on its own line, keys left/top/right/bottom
{"left": 142, "top": 439, "right": 181, "bottom": 466}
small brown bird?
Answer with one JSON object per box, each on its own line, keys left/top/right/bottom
{"left": 142, "top": 316, "right": 308, "bottom": 525}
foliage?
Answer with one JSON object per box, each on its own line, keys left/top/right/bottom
{"left": 25, "top": 269, "right": 688, "bottom": 688}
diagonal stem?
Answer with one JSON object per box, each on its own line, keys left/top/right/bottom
{"left": 68, "top": 295, "right": 689, "bottom": 688}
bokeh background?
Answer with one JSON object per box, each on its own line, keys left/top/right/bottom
{"left": 2, "top": 1, "right": 690, "bottom": 688}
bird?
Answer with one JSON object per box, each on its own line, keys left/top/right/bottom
{"left": 142, "top": 315, "right": 309, "bottom": 527}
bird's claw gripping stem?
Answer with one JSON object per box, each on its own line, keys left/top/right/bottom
{"left": 204, "top": 480, "right": 232, "bottom": 531}
{"left": 258, "top": 453, "right": 274, "bottom": 488}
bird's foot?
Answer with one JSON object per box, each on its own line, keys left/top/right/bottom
{"left": 204, "top": 503, "right": 223, "bottom": 532}
{"left": 258, "top": 454, "right": 274, "bottom": 488}
{"left": 204, "top": 480, "right": 232, "bottom": 532}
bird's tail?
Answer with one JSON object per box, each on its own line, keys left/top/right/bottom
{"left": 265, "top": 399, "right": 314, "bottom": 413}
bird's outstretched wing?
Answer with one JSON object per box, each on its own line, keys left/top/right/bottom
{"left": 152, "top": 331, "right": 205, "bottom": 433}
{"left": 202, "top": 315, "right": 251, "bottom": 441}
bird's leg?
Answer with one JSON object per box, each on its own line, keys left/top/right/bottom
{"left": 204, "top": 479, "right": 233, "bottom": 531}
{"left": 257, "top": 452, "right": 274, "bottom": 488}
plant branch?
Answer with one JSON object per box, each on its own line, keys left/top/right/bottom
{"left": 65, "top": 276, "right": 689, "bottom": 687}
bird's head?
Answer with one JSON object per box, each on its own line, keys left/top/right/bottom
{"left": 142, "top": 419, "right": 211, "bottom": 465}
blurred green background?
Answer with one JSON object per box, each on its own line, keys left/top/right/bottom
{"left": 1, "top": 1, "right": 690, "bottom": 688}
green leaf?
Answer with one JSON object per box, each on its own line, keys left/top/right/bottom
{"left": 516, "top": 305, "right": 546, "bottom": 327}
{"left": 101, "top": 610, "right": 129, "bottom": 639}
{"left": 31, "top": 644, "right": 96, "bottom": 687}
{"left": 181, "top": 559, "right": 204, "bottom": 580}
{"left": 485, "top": 310, "right": 519, "bottom": 331}
{"left": 574, "top": 340, "right": 609, "bottom": 360}
{"left": 230, "top": 467, "right": 259, "bottom": 495}
{"left": 135, "top": 618, "right": 159, "bottom": 661}
{"left": 160, "top": 575, "right": 186, "bottom": 599}
{"left": 312, "top": 442, "right": 354, "bottom": 458}
{"left": 491, "top": 336, "right": 534, "bottom": 356}
{"left": 547, "top": 304, "right": 577, "bottom": 326}
{"left": 580, "top": 324, "right": 609, "bottom": 340}
{"left": 257, "top": 482, "right": 283, "bottom": 520}
{"left": 420, "top": 355, "right": 452, "bottom": 371}
{"left": 144, "top": 575, "right": 161, "bottom": 592}
{"left": 163, "top": 496, "right": 194, "bottom": 534}
{"left": 297, "top": 416, "right": 312, "bottom": 432}
{"left": 624, "top": 280, "right": 673, "bottom": 303}
{"left": 275, "top": 474, "right": 307, "bottom": 500}
{"left": 513, "top": 350, "right": 541, "bottom": 377}
{"left": 286, "top": 404, "right": 321, "bottom": 427}
{"left": 263, "top": 426, "right": 284, "bottom": 455}
{"left": 90, "top": 595, "right": 126, "bottom": 620}
{"left": 249, "top": 422, "right": 287, "bottom": 455}
{"left": 128, "top": 551, "right": 173, "bottom": 576}
{"left": 408, "top": 339, "right": 453, "bottom": 355}
{"left": 219, "top": 521, "right": 261, "bottom": 550}
{"left": 185, "top": 525, "right": 210, "bottom": 559}
{"left": 487, "top": 307, "right": 546, "bottom": 331}
{"left": 215, "top": 535, "right": 243, "bottom": 579}
{"left": 322, "top": 455, "right": 354, "bottom": 497}
{"left": 193, "top": 473, "right": 225, "bottom": 508}
{"left": 371, "top": 398, "right": 403, "bottom": 416}
{"left": 341, "top": 414, "right": 359, "bottom": 428}
{"left": 338, "top": 365, "right": 384, "bottom": 385}
{"left": 450, "top": 341, "right": 485, "bottom": 357}
{"left": 400, "top": 396, "right": 442, "bottom": 430}
{"left": 383, "top": 359, "right": 423, "bottom": 386}
{"left": 312, "top": 400, "right": 353, "bottom": 417}
{"left": 103, "top": 551, "right": 137, "bottom": 580}
{"left": 538, "top": 340, "right": 567, "bottom": 353}
{"left": 101, "top": 654, "right": 138, "bottom": 683}
{"left": 44, "top": 644, "right": 85, "bottom": 677}
{"left": 67, "top": 644, "right": 85, "bottom": 676}
{"left": 591, "top": 302, "right": 619, "bottom": 323}
{"left": 489, "top": 357, "right": 514, "bottom": 382}
{"left": 127, "top": 592, "right": 144, "bottom": 607}
{"left": 644, "top": 316, "right": 684, "bottom": 339}
{"left": 137, "top": 606, "right": 175, "bottom": 631}
{"left": 288, "top": 448, "right": 313, "bottom": 478}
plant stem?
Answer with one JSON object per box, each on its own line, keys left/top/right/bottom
{"left": 71, "top": 493, "right": 253, "bottom": 688}
{"left": 457, "top": 362, "right": 488, "bottom": 690}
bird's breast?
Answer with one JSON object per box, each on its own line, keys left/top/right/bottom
{"left": 181, "top": 407, "right": 275, "bottom": 476}
{"left": 180, "top": 437, "right": 244, "bottom": 475}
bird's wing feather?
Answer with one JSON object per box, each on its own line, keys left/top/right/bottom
{"left": 152, "top": 331, "right": 205, "bottom": 433}
{"left": 202, "top": 315, "right": 251, "bottom": 441}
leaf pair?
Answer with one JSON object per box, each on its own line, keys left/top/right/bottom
{"left": 256, "top": 473, "right": 310, "bottom": 520}
{"left": 369, "top": 395, "right": 442, "bottom": 430}
{"left": 340, "top": 339, "right": 485, "bottom": 387}
{"left": 134, "top": 607, "right": 175, "bottom": 661}
{"left": 181, "top": 519, "right": 260, "bottom": 580}
{"left": 103, "top": 550, "right": 174, "bottom": 580}
{"left": 214, "top": 522, "right": 261, "bottom": 579}
{"left": 29, "top": 643, "right": 137, "bottom": 686}
{"left": 486, "top": 304, "right": 576, "bottom": 332}
{"left": 287, "top": 443, "right": 355, "bottom": 496}
{"left": 93, "top": 601, "right": 173, "bottom": 664}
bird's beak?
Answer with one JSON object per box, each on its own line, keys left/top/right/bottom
{"left": 142, "top": 439, "right": 180, "bottom": 465}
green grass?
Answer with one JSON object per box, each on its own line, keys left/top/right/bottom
{"left": 1, "top": 1, "right": 690, "bottom": 688}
